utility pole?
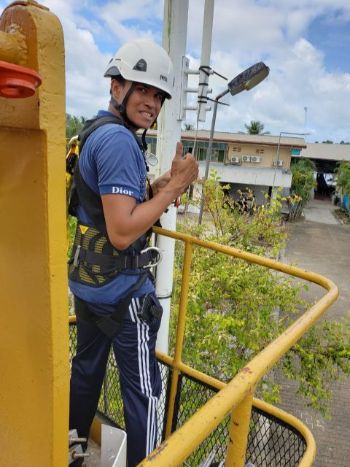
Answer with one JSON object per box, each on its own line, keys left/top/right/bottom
{"left": 155, "top": 0, "right": 189, "bottom": 353}
{"left": 156, "top": 0, "right": 215, "bottom": 353}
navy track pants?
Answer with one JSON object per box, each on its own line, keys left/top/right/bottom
{"left": 69, "top": 296, "right": 162, "bottom": 467}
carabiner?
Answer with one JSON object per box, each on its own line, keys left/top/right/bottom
{"left": 140, "top": 246, "right": 162, "bottom": 269}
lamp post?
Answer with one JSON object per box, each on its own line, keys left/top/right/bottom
{"left": 271, "top": 131, "right": 310, "bottom": 191}
{"left": 198, "top": 62, "right": 270, "bottom": 224}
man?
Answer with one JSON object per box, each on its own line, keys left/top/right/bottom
{"left": 68, "top": 38, "right": 198, "bottom": 466}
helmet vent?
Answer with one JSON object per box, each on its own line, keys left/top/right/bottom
{"left": 133, "top": 59, "right": 147, "bottom": 72}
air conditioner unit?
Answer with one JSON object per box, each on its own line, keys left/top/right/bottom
{"left": 242, "top": 155, "right": 251, "bottom": 162}
{"left": 250, "top": 156, "right": 261, "bottom": 163}
{"left": 273, "top": 160, "right": 284, "bottom": 167}
{"left": 229, "top": 155, "right": 241, "bottom": 164}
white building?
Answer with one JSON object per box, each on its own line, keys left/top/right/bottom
{"left": 147, "top": 130, "right": 306, "bottom": 204}
{"left": 146, "top": 130, "right": 350, "bottom": 203}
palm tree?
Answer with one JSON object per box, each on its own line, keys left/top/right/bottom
{"left": 244, "top": 120, "right": 269, "bottom": 135}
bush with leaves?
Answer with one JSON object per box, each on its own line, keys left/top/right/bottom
{"left": 335, "top": 161, "right": 350, "bottom": 196}
{"left": 171, "top": 175, "right": 350, "bottom": 416}
{"left": 289, "top": 158, "right": 316, "bottom": 219}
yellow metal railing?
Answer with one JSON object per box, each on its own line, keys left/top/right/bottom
{"left": 69, "top": 226, "right": 337, "bottom": 466}
{"left": 137, "top": 226, "right": 338, "bottom": 466}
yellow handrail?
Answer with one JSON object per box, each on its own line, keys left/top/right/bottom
{"left": 69, "top": 225, "right": 336, "bottom": 466}
{"left": 137, "top": 226, "right": 338, "bottom": 466}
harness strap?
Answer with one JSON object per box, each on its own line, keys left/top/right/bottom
{"left": 78, "top": 115, "right": 125, "bottom": 149}
{"left": 68, "top": 115, "right": 160, "bottom": 288}
{"left": 69, "top": 115, "right": 149, "bottom": 233}
{"left": 69, "top": 246, "right": 161, "bottom": 270}
{"left": 74, "top": 273, "right": 148, "bottom": 339}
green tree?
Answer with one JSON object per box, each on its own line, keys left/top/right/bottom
{"left": 335, "top": 161, "right": 350, "bottom": 195}
{"left": 171, "top": 176, "right": 350, "bottom": 416}
{"left": 244, "top": 120, "right": 269, "bottom": 135}
{"left": 66, "top": 113, "right": 86, "bottom": 140}
{"left": 288, "top": 158, "right": 316, "bottom": 219}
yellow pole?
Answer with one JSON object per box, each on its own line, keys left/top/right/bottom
{"left": 0, "top": 2, "right": 67, "bottom": 466}
{"left": 0, "top": 28, "right": 27, "bottom": 64}
{"left": 226, "top": 392, "right": 254, "bottom": 467}
{"left": 164, "top": 240, "right": 193, "bottom": 437}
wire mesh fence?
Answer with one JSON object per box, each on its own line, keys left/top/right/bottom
{"left": 246, "top": 407, "right": 306, "bottom": 466}
{"left": 172, "top": 373, "right": 230, "bottom": 466}
{"left": 69, "top": 322, "right": 306, "bottom": 466}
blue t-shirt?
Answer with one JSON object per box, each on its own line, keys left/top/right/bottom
{"left": 69, "top": 110, "right": 154, "bottom": 304}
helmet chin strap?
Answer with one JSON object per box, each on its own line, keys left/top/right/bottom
{"left": 110, "top": 82, "right": 139, "bottom": 131}
{"left": 110, "top": 96, "right": 125, "bottom": 114}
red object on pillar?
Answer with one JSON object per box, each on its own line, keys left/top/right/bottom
{"left": 0, "top": 60, "right": 42, "bottom": 98}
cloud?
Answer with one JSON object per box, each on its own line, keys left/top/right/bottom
{"left": 42, "top": 1, "right": 111, "bottom": 117}
{"left": 1, "top": 0, "right": 349, "bottom": 142}
{"left": 183, "top": 1, "right": 350, "bottom": 142}
{"left": 97, "top": 0, "right": 163, "bottom": 43}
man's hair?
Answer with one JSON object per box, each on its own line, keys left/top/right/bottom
{"left": 110, "top": 75, "right": 126, "bottom": 95}
{"left": 111, "top": 75, "right": 126, "bottom": 85}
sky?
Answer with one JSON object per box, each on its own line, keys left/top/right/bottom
{"left": 1, "top": 0, "right": 350, "bottom": 143}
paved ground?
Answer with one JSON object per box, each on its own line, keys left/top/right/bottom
{"left": 303, "top": 197, "right": 339, "bottom": 224}
{"left": 279, "top": 198, "right": 350, "bottom": 466}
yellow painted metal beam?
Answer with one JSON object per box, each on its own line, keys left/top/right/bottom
{"left": 155, "top": 350, "right": 316, "bottom": 465}
{"left": 0, "top": 2, "right": 67, "bottom": 466}
{"left": 70, "top": 225, "right": 331, "bottom": 466}
{"left": 137, "top": 227, "right": 337, "bottom": 466}
{"left": 153, "top": 226, "right": 338, "bottom": 292}
{"left": 164, "top": 241, "right": 193, "bottom": 437}
{"left": 70, "top": 320, "right": 317, "bottom": 465}
{"left": 226, "top": 392, "right": 254, "bottom": 467}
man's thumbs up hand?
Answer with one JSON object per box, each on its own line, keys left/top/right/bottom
{"left": 169, "top": 141, "right": 199, "bottom": 196}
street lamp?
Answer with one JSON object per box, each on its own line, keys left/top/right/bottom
{"left": 271, "top": 131, "right": 310, "bottom": 191}
{"left": 198, "top": 62, "right": 270, "bottom": 224}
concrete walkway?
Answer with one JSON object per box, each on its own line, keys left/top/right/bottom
{"left": 279, "top": 198, "right": 350, "bottom": 467}
{"left": 303, "top": 197, "right": 339, "bottom": 224}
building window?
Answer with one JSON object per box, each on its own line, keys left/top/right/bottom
{"left": 197, "top": 148, "right": 206, "bottom": 161}
{"left": 146, "top": 136, "right": 227, "bottom": 163}
{"left": 214, "top": 149, "right": 225, "bottom": 162}
{"left": 184, "top": 140, "right": 227, "bottom": 163}
{"left": 197, "top": 147, "right": 225, "bottom": 162}
{"left": 182, "top": 141, "right": 194, "bottom": 154}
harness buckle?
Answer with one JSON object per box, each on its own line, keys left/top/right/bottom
{"left": 140, "top": 246, "right": 162, "bottom": 269}
{"left": 73, "top": 245, "right": 81, "bottom": 267}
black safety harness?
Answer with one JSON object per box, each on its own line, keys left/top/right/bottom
{"left": 68, "top": 115, "right": 162, "bottom": 338}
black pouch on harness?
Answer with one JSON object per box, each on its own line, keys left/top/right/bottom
{"left": 137, "top": 294, "right": 163, "bottom": 324}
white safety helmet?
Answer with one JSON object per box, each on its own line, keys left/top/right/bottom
{"left": 104, "top": 38, "right": 174, "bottom": 99}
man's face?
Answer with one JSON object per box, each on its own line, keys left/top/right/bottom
{"left": 112, "top": 80, "right": 165, "bottom": 129}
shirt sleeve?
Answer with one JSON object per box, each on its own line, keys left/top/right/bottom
{"left": 94, "top": 126, "right": 146, "bottom": 202}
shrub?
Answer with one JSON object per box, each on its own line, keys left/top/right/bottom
{"left": 171, "top": 175, "right": 350, "bottom": 416}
